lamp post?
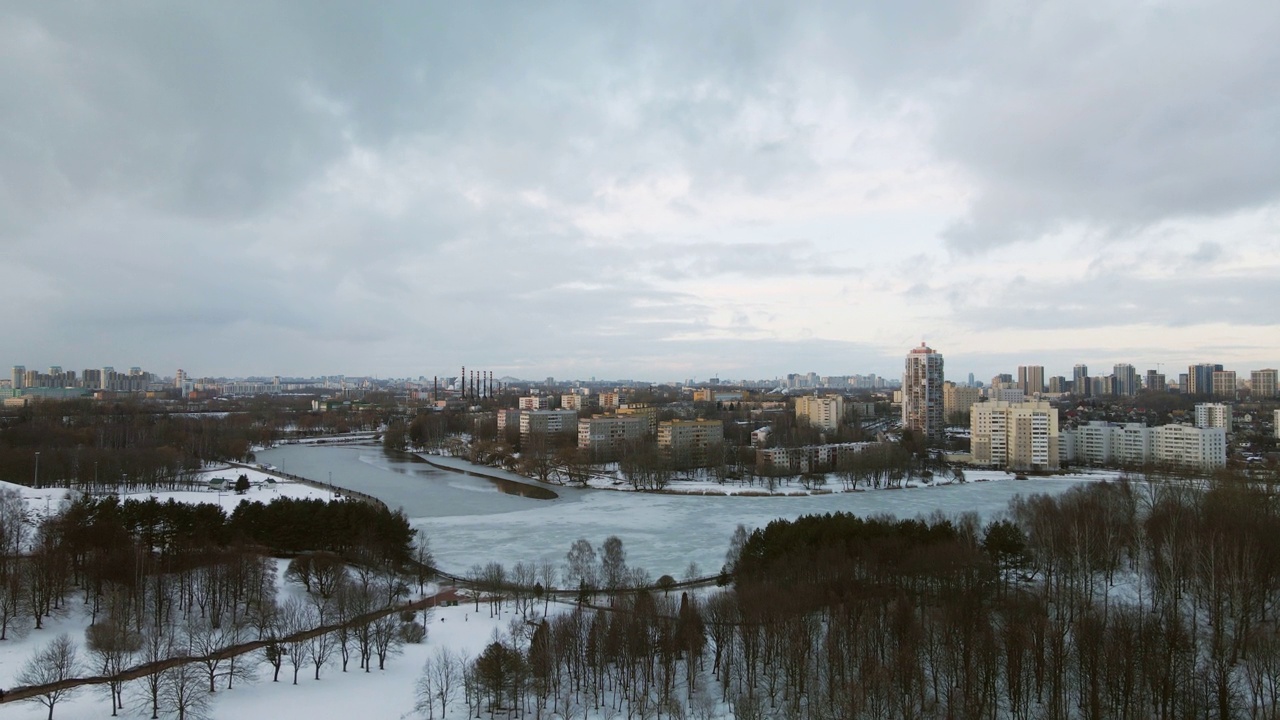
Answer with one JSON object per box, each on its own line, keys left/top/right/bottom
{"left": 34, "top": 451, "right": 40, "bottom": 489}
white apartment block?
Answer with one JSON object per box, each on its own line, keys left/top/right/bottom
{"left": 1275, "top": 409, "right": 1280, "bottom": 439}
{"left": 1194, "top": 403, "right": 1232, "bottom": 432}
{"left": 795, "top": 395, "right": 844, "bottom": 432}
{"left": 1152, "top": 424, "right": 1227, "bottom": 469}
{"left": 577, "top": 415, "right": 646, "bottom": 459}
{"left": 519, "top": 395, "right": 551, "bottom": 411}
{"left": 971, "top": 401, "right": 1059, "bottom": 471}
{"left": 520, "top": 409, "right": 578, "bottom": 438}
{"left": 1060, "top": 421, "right": 1152, "bottom": 466}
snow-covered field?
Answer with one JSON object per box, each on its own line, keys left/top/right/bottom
{"left": 0, "top": 574, "right": 511, "bottom": 720}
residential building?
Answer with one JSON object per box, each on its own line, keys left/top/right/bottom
{"left": 10, "top": 366, "right": 24, "bottom": 390}
{"left": 519, "top": 409, "right": 578, "bottom": 439}
{"left": 989, "top": 387, "right": 1026, "bottom": 404}
{"left": 599, "top": 392, "right": 622, "bottom": 411}
{"left": 658, "top": 419, "right": 724, "bottom": 468}
{"left": 971, "top": 401, "right": 1060, "bottom": 471}
{"left": 577, "top": 415, "right": 645, "bottom": 460}
{"left": 1091, "top": 375, "right": 1113, "bottom": 397}
{"left": 1275, "top": 409, "right": 1280, "bottom": 440}
{"left": 1073, "top": 364, "right": 1090, "bottom": 397}
{"left": 616, "top": 403, "right": 658, "bottom": 434}
{"left": 795, "top": 395, "right": 845, "bottom": 433}
{"left": 560, "top": 394, "right": 589, "bottom": 411}
{"left": 1252, "top": 369, "right": 1278, "bottom": 398}
{"left": 1059, "top": 421, "right": 1152, "bottom": 466}
{"left": 1212, "top": 370, "right": 1237, "bottom": 399}
{"left": 519, "top": 396, "right": 551, "bottom": 411}
{"left": 902, "top": 344, "right": 945, "bottom": 444}
{"left": 1187, "top": 363, "right": 1222, "bottom": 395}
{"left": 756, "top": 442, "right": 875, "bottom": 474}
{"left": 1113, "top": 364, "right": 1138, "bottom": 396}
{"left": 1144, "top": 370, "right": 1166, "bottom": 392}
{"left": 1152, "top": 424, "right": 1227, "bottom": 469}
{"left": 1194, "top": 403, "right": 1232, "bottom": 433}
{"left": 496, "top": 408, "right": 521, "bottom": 433}
{"left": 1017, "top": 365, "right": 1045, "bottom": 395}
{"left": 1048, "top": 376, "right": 1067, "bottom": 394}
{"left": 943, "top": 382, "right": 981, "bottom": 419}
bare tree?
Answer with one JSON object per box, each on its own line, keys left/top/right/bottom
{"left": 415, "top": 646, "right": 463, "bottom": 718}
{"left": 159, "top": 659, "right": 212, "bottom": 720}
{"left": 16, "top": 633, "right": 81, "bottom": 720}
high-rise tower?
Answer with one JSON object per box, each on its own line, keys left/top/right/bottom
{"left": 903, "top": 343, "right": 945, "bottom": 445}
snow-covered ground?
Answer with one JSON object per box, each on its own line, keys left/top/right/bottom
{"left": 0, "top": 467, "right": 339, "bottom": 523}
{"left": 0, "top": 573, "right": 511, "bottom": 720}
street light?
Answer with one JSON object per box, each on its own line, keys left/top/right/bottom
{"left": 34, "top": 451, "right": 40, "bottom": 489}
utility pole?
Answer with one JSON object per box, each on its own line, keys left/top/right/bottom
{"left": 34, "top": 451, "right": 40, "bottom": 489}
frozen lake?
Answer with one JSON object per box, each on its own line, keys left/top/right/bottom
{"left": 257, "top": 444, "right": 1112, "bottom": 580}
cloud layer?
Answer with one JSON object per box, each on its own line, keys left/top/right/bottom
{"left": 2, "top": 2, "right": 1278, "bottom": 380}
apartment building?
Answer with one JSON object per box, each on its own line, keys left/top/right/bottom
{"left": 1194, "top": 403, "right": 1232, "bottom": 433}
{"left": 519, "top": 409, "right": 578, "bottom": 439}
{"left": 657, "top": 419, "right": 724, "bottom": 468}
{"left": 795, "top": 395, "right": 845, "bottom": 432}
{"left": 971, "top": 400, "right": 1060, "bottom": 471}
{"left": 577, "top": 415, "right": 646, "bottom": 460}
{"left": 1152, "top": 424, "right": 1227, "bottom": 469}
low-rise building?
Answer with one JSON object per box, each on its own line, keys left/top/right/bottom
{"left": 756, "top": 442, "right": 876, "bottom": 474}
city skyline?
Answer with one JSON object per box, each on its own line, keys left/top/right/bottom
{"left": 4, "top": 354, "right": 1280, "bottom": 387}
{"left": 3, "top": 4, "right": 1278, "bottom": 379}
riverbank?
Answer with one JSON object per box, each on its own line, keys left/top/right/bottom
{"left": 415, "top": 453, "right": 560, "bottom": 499}
{"left": 227, "top": 461, "right": 390, "bottom": 510}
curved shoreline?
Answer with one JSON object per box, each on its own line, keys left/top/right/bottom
{"left": 414, "top": 453, "right": 561, "bottom": 499}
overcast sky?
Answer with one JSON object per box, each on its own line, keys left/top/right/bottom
{"left": 3, "top": 1, "right": 1278, "bottom": 382}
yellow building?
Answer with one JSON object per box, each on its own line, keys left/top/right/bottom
{"left": 971, "top": 401, "right": 1059, "bottom": 471}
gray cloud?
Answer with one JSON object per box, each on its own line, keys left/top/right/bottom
{"left": 937, "top": 1, "right": 1280, "bottom": 251}
{"left": 1, "top": 2, "right": 1276, "bottom": 378}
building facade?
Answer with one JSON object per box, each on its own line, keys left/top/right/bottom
{"left": 971, "top": 400, "right": 1060, "bottom": 471}
{"left": 519, "top": 409, "right": 578, "bottom": 439}
{"left": 943, "top": 382, "right": 982, "bottom": 419}
{"left": 1252, "top": 369, "right": 1278, "bottom": 398}
{"left": 1017, "top": 365, "right": 1045, "bottom": 396}
{"left": 657, "top": 419, "right": 724, "bottom": 468}
{"left": 795, "top": 395, "right": 845, "bottom": 433}
{"left": 1212, "top": 370, "right": 1237, "bottom": 399}
{"left": 902, "top": 344, "right": 945, "bottom": 444}
{"left": 1194, "top": 403, "right": 1232, "bottom": 432}
{"left": 577, "top": 415, "right": 646, "bottom": 460}
{"left": 1152, "top": 424, "right": 1227, "bottom": 469}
